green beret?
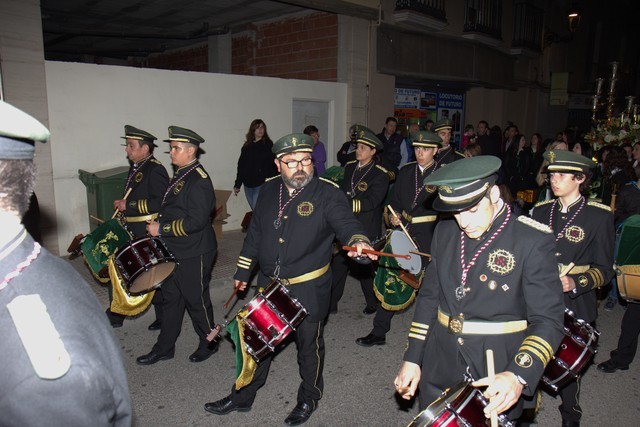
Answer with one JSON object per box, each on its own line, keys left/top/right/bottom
{"left": 544, "top": 150, "right": 596, "bottom": 174}
{"left": 425, "top": 155, "right": 502, "bottom": 212}
{"left": 411, "top": 131, "right": 442, "bottom": 148}
{"left": 351, "top": 124, "right": 382, "bottom": 150}
{"left": 121, "top": 125, "right": 157, "bottom": 146}
{"left": 433, "top": 118, "right": 453, "bottom": 132}
{"left": 272, "top": 133, "right": 314, "bottom": 157}
{"left": 0, "top": 100, "right": 50, "bottom": 160}
{"left": 163, "top": 126, "right": 205, "bottom": 145}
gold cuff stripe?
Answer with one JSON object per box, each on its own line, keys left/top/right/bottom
{"left": 521, "top": 341, "right": 553, "bottom": 364}
{"left": 178, "top": 219, "right": 186, "bottom": 236}
{"left": 236, "top": 262, "right": 251, "bottom": 270}
{"left": 238, "top": 256, "right": 252, "bottom": 263}
{"left": 408, "top": 333, "right": 426, "bottom": 340}
{"left": 411, "top": 321, "right": 429, "bottom": 329}
{"left": 524, "top": 336, "right": 554, "bottom": 358}
{"left": 237, "top": 259, "right": 251, "bottom": 267}
{"left": 410, "top": 327, "right": 428, "bottom": 335}
{"left": 519, "top": 344, "right": 549, "bottom": 365}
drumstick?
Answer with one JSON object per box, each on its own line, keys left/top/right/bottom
{"left": 90, "top": 215, "right": 105, "bottom": 224}
{"left": 387, "top": 206, "right": 418, "bottom": 250}
{"left": 223, "top": 285, "right": 239, "bottom": 309}
{"left": 559, "top": 262, "right": 575, "bottom": 278}
{"left": 341, "top": 245, "right": 411, "bottom": 260}
{"left": 111, "top": 188, "right": 133, "bottom": 219}
{"left": 486, "top": 349, "right": 498, "bottom": 427}
{"left": 409, "top": 250, "right": 432, "bottom": 260}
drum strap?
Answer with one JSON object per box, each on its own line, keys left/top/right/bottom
{"left": 126, "top": 213, "right": 158, "bottom": 223}
{"left": 438, "top": 308, "right": 527, "bottom": 335}
{"left": 411, "top": 215, "right": 438, "bottom": 224}
{"left": 278, "top": 263, "right": 330, "bottom": 286}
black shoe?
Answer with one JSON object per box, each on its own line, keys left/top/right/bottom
{"left": 284, "top": 402, "right": 315, "bottom": 426}
{"left": 204, "top": 396, "right": 252, "bottom": 415}
{"left": 136, "top": 350, "right": 174, "bottom": 365}
{"left": 148, "top": 319, "right": 162, "bottom": 331}
{"left": 189, "top": 341, "right": 219, "bottom": 362}
{"left": 362, "top": 306, "right": 376, "bottom": 314}
{"left": 597, "top": 359, "right": 629, "bottom": 373}
{"left": 561, "top": 420, "right": 580, "bottom": 427}
{"left": 105, "top": 308, "right": 124, "bottom": 328}
{"left": 355, "top": 333, "right": 386, "bottom": 347}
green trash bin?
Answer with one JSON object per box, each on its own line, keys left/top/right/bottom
{"left": 79, "top": 166, "right": 130, "bottom": 231}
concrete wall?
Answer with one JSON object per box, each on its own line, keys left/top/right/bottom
{"left": 45, "top": 61, "right": 347, "bottom": 254}
{"left": 0, "top": 0, "right": 59, "bottom": 253}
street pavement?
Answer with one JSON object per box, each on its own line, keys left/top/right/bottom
{"left": 68, "top": 230, "right": 639, "bottom": 426}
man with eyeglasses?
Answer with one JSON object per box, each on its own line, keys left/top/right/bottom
{"left": 205, "top": 133, "right": 376, "bottom": 426}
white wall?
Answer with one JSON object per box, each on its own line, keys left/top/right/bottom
{"left": 45, "top": 61, "right": 347, "bottom": 254}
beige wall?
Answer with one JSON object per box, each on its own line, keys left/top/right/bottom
{"left": 45, "top": 62, "right": 347, "bottom": 254}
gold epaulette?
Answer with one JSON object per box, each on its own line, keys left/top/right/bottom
{"left": 534, "top": 199, "right": 554, "bottom": 208}
{"left": 319, "top": 177, "right": 339, "bottom": 188}
{"left": 375, "top": 164, "right": 388, "bottom": 173}
{"left": 517, "top": 215, "right": 552, "bottom": 234}
{"left": 346, "top": 160, "right": 358, "bottom": 165}
{"left": 265, "top": 175, "right": 280, "bottom": 182}
{"left": 587, "top": 200, "right": 612, "bottom": 212}
{"left": 151, "top": 158, "right": 162, "bottom": 164}
{"left": 196, "top": 167, "right": 208, "bottom": 178}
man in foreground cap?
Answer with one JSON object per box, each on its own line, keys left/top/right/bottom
{"left": 433, "top": 118, "right": 464, "bottom": 166}
{"left": 137, "top": 126, "right": 218, "bottom": 365}
{"left": 106, "top": 125, "right": 169, "bottom": 329}
{"left": 532, "top": 150, "right": 614, "bottom": 427}
{"left": 0, "top": 100, "right": 131, "bottom": 425}
{"left": 330, "top": 125, "right": 389, "bottom": 315}
{"left": 356, "top": 130, "right": 442, "bottom": 347}
{"left": 205, "top": 133, "right": 376, "bottom": 425}
{"left": 394, "top": 155, "right": 564, "bottom": 422}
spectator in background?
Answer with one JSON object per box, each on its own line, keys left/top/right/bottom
{"left": 377, "top": 117, "right": 404, "bottom": 181}
{"left": 234, "top": 119, "right": 277, "bottom": 210}
{"left": 571, "top": 140, "right": 592, "bottom": 161}
{"left": 503, "top": 123, "right": 519, "bottom": 155}
{"left": 424, "top": 119, "right": 434, "bottom": 131}
{"left": 337, "top": 128, "right": 357, "bottom": 166}
{"left": 476, "top": 120, "right": 499, "bottom": 157}
{"left": 400, "top": 118, "right": 420, "bottom": 167}
{"left": 460, "top": 124, "right": 475, "bottom": 150}
{"left": 490, "top": 125, "right": 503, "bottom": 157}
{"left": 620, "top": 142, "right": 633, "bottom": 163}
{"left": 463, "top": 142, "right": 482, "bottom": 158}
{"left": 303, "top": 125, "right": 327, "bottom": 176}
{"left": 504, "top": 134, "right": 532, "bottom": 198}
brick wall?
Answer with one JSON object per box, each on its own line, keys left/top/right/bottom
{"left": 233, "top": 12, "right": 338, "bottom": 82}
{"left": 134, "top": 44, "right": 208, "bottom": 71}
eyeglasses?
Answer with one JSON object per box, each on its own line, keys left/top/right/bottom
{"left": 280, "top": 157, "right": 313, "bottom": 169}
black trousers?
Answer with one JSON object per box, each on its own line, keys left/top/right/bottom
{"left": 230, "top": 318, "right": 325, "bottom": 408}
{"left": 371, "top": 306, "right": 395, "bottom": 337}
{"left": 610, "top": 302, "right": 640, "bottom": 365}
{"left": 153, "top": 251, "right": 215, "bottom": 355}
{"left": 330, "top": 252, "right": 377, "bottom": 311}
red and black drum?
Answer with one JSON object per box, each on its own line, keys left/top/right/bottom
{"left": 408, "top": 379, "right": 514, "bottom": 427}
{"left": 114, "top": 236, "right": 176, "bottom": 294}
{"left": 239, "top": 280, "right": 308, "bottom": 361}
{"left": 541, "top": 308, "right": 599, "bottom": 392}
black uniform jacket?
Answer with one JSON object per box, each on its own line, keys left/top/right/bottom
{"left": 614, "top": 181, "right": 640, "bottom": 227}
{"left": 158, "top": 160, "right": 217, "bottom": 260}
{"left": 435, "top": 146, "right": 465, "bottom": 166}
{"left": 386, "top": 161, "right": 440, "bottom": 252}
{"left": 403, "top": 206, "right": 565, "bottom": 399}
{"left": 234, "top": 176, "right": 369, "bottom": 322}
{"left": 1, "top": 228, "right": 131, "bottom": 426}
{"left": 532, "top": 197, "right": 615, "bottom": 323}
{"left": 341, "top": 160, "right": 389, "bottom": 241}
{"left": 124, "top": 155, "right": 169, "bottom": 237}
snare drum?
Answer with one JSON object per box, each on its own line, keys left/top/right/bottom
{"left": 541, "top": 308, "right": 599, "bottom": 392}
{"left": 114, "top": 236, "right": 176, "bottom": 294}
{"left": 239, "top": 280, "right": 308, "bottom": 361}
{"left": 389, "top": 230, "right": 422, "bottom": 275}
{"left": 408, "top": 380, "right": 514, "bottom": 427}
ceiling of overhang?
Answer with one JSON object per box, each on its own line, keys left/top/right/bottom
{"left": 41, "top": 0, "right": 378, "bottom": 62}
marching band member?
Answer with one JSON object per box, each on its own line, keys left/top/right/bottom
{"left": 205, "top": 133, "right": 375, "bottom": 426}
{"left": 356, "top": 131, "right": 442, "bottom": 347}
{"left": 395, "top": 156, "right": 564, "bottom": 422}
{"left": 107, "top": 125, "right": 169, "bottom": 329}
{"left": 137, "top": 126, "right": 218, "bottom": 365}
{"left": 531, "top": 150, "right": 614, "bottom": 427}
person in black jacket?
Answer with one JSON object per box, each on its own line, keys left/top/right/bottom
{"left": 337, "top": 126, "right": 357, "bottom": 166}
{"left": 108, "top": 125, "right": 169, "bottom": 329}
{"left": 204, "top": 133, "right": 375, "bottom": 426}
{"left": 330, "top": 126, "right": 389, "bottom": 314}
{"left": 137, "top": 126, "right": 218, "bottom": 366}
{"left": 234, "top": 119, "right": 277, "bottom": 210}
{"left": 377, "top": 117, "right": 403, "bottom": 181}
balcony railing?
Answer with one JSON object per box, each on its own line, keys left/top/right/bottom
{"left": 395, "top": 0, "right": 447, "bottom": 22}
{"left": 512, "top": 0, "right": 544, "bottom": 51}
{"left": 463, "top": 0, "right": 502, "bottom": 40}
